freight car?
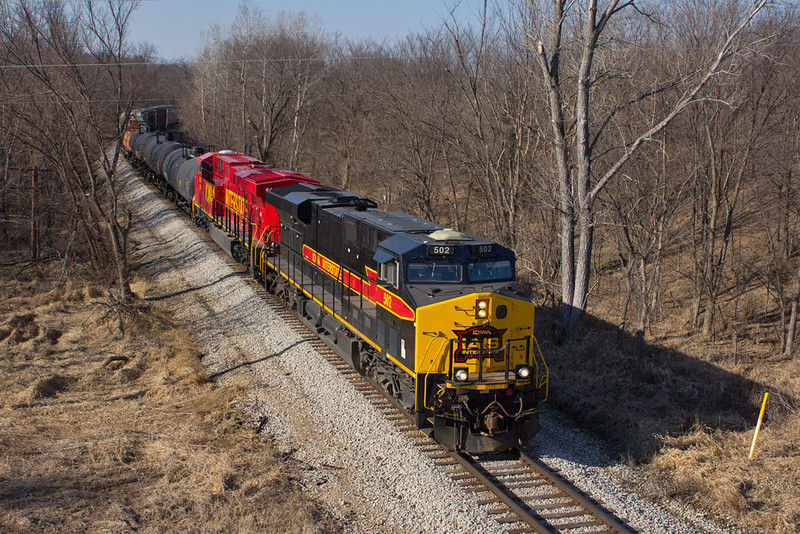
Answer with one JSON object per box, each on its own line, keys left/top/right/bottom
{"left": 122, "top": 107, "right": 548, "bottom": 453}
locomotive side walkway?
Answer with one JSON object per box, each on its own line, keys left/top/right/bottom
{"left": 119, "top": 159, "right": 736, "bottom": 534}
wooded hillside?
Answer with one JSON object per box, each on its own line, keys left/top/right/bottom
{"left": 2, "top": 0, "right": 800, "bottom": 531}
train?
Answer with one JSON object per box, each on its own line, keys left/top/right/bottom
{"left": 121, "top": 105, "right": 548, "bottom": 453}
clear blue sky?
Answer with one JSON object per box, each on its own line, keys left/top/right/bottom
{"left": 129, "top": 0, "right": 486, "bottom": 61}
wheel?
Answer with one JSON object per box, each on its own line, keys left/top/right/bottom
{"left": 232, "top": 243, "right": 249, "bottom": 268}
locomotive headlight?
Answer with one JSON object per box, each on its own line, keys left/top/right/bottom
{"left": 454, "top": 368, "right": 469, "bottom": 382}
{"left": 475, "top": 299, "right": 489, "bottom": 319}
{"left": 516, "top": 365, "right": 531, "bottom": 379}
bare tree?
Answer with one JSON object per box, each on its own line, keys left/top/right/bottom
{"left": 376, "top": 33, "right": 473, "bottom": 225}
{"left": 0, "top": 109, "right": 21, "bottom": 248}
{"left": 318, "top": 41, "right": 385, "bottom": 192}
{"left": 606, "top": 130, "right": 690, "bottom": 335}
{"left": 0, "top": 0, "right": 140, "bottom": 304}
{"left": 525, "top": 0, "right": 770, "bottom": 339}
{"left": 747, "top": 22, "right": 800, "bottom": 355}
{"left": 443, "top": 1, "right": 544, "bottom": 249}
{"left": 189, "top": 5, "right": 324, "bottom": 168}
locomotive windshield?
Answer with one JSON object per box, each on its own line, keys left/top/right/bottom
{"left": 407, "top": 262, "right": 462, "bottom": 282}
{"left": 467, "top": 259, "right": 514, "bottom": 282}
{"left": 407, "top": 259, "right": 513, "bottom": 283}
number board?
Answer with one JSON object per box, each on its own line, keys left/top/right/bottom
{"left": 427, "top": 244, "right": 455, "bottom": 256}
{"left": 470, "top": 244, "right": 496, "bottom": 255}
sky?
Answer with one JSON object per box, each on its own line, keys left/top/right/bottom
{"left": 129, "top": 0, "right": 486, "bottom": 62}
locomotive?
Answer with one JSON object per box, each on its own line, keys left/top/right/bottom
{"left": 122, "top": 107, "right": 548, "bottom": 453}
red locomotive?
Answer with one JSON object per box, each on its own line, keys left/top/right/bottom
{"left": 191, "top": 150, "right": 319, "bottom": 266}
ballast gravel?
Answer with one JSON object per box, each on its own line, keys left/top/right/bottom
{"left": 526, "top": 413, "right": 742, "bottom": 534}
{"left": 121, "top": 162, "right": 737, "bottom": 534}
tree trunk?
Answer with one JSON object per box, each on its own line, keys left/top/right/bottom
{"left": 638, "top": 255, "right": 649, "bottom": 334}
{"left": 781, "top": 171, "right": 791, "bottom": 259}
{"left": 702, "top": 297, "right": 715, "bottom": 338}
{"left": 564, "top": 0, "right": 601, "bottom": 339}
{"left": 1, "top": 163, "right": 7, "bottom": 248}
{"left": 240, "top": 61, "right": 247, "bottom": 154}
{"left": 779, "top": 298, "right": 787, "bottom": 354}
{"left": 108, "top": 219, "right": 132, "bottom": 303}
{"left": 784, "top": 261, "right": 800, "bottom": 357}
{"left": 200, "top": 75, "right": 206, "bottom": 128}
{"left": 341, "top": 151, "right": 351, "bottom": 191}
{"left": 569, "top": 212, "right": 594, "bottom": 335}
{"left": 30, "top": 166, "right": 39, "bottom": 260}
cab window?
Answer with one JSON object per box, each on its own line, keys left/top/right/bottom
{"left": 407, "top": 262, "right": 462, "bottom": 283}
{"left": 467, "top": 260, "right": 513, "bottom": 282}
{"left": 379, "top": 259, "right": 399, "bottom": 288}
{"left": 201, "top": 160, "right": 214, "bottom": 181}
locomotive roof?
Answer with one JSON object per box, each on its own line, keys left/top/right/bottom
{"left": 335, "top": 208, "right": 443, "bottom": 234}
{"left": 342, "top": 209, "right": 496, "bottom": 246}
{"left": 267, "top": 181, "right": 498, "bottom": 248}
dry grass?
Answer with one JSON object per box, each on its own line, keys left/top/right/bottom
{"left": 534, "top": 269, "right": 800, "bottom": 532}
{"left": 540, "top": 317, "right": 760, "bottom": 459}
{"left": 0, "top": 259, "right": 337, "bottom": 533}
{"left": 651, "top": 421, "right": 800, "bottom": 533}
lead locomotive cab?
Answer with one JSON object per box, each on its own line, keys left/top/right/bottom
{"left": 392, "top": 229, "right": 547, "bottom": 453}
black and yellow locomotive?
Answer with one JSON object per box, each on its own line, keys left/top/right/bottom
{"left": 255, "top": 182, "right": 548, "bottom": 453}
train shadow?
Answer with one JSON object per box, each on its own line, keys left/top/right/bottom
{"left": 530, "top": 305, "right": 777, "bottom": 464}
{"left": 142, "top": 272, "right": 239, "bottom": 302}
{"left": 207, "top": 339, "right": 309, "bottom": 380}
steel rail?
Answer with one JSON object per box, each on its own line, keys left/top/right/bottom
{"left": 516, "top": 450, "right": 635, "bottom": 533}
{"left": 449, "top": 451, "right": 554, "bottom": 534}
{"left": 448, "top": 448, "right": 637, "bottom": 534}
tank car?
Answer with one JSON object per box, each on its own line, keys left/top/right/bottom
{"left": 122, "top": 107, "right": 204, "bottom": 212}
{"left": 121, "top": 105, "right": 179, "bottom": 154}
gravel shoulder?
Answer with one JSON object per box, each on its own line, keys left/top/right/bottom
{"left": 122, "top": 163, "right": 739, "bottom": 534}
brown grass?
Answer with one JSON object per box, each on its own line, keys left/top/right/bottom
{"left": 534, "top": 263, "right": 800, "bottom": 532}
{"left": 0, "top": 259, "right": 337, "bottom": 533}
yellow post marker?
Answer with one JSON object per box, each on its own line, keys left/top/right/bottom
{"left": 749, "top": 392, "right": 769, "bottom": 460}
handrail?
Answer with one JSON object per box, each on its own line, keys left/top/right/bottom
{"left": 445, "top": 334, "right": 547, "bottom": 389}
{"left": 250, "top": 225, "right": 268, "bottom": 270}
{"left": 531, "top": 335, "right": 549, "bottom": 401}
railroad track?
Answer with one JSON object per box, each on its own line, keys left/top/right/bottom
{"left": 446, "top": 451, "right": 635, "bottom": 534}
{"left": 257, "top": 288, "right": 635, "bottom": 534}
